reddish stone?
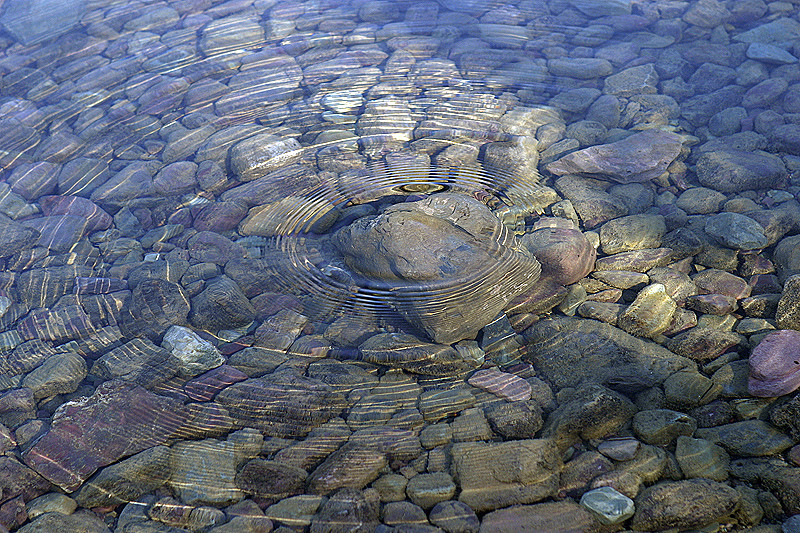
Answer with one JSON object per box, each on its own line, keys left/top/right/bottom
{"left": 22, "top": 380, "right": 192, "bottom": 491}
{"left": 749, "top": 330, "right": 800, "bottom": 398}
{"left": 193, "top": 201, "right": 248, "bottom": 232}
{"left": 692, "top": 269, "right": 751, "bottom": 299}
{"left": 20, "top": 215, "right": 90, "bottom": 253}
{"left": 505, "top": 278, "right": 568, "bottom": 315}
{"left": 17, "top": 305, "right": 96, "bottom": 343}
{"left": 468, "top": 368, "right": 531, "bottom": 402}
{"left": 184, "top": 364, "right": 249, "bottom": 402}
{"left": 39, "top": 195, "right": 112, "bottom": 232}
{"left": 685, "top": 293, "right": 738, "bottom": 315}
{"left": 522, "top": 228, "right": 595, "bottom": 286}
{"left": 187, "top": 231, "right": 246, "bottom": 265}
{"left": 0, "top": 496, "right": 26, "bottom": 530}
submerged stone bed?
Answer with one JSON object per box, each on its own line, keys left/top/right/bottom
{"left": 0, "top": 0, "right": 800, "bottom": 532}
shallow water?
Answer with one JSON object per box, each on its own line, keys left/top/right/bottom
{"left": 1, "top": 0, "right": 800, "bottom": 531}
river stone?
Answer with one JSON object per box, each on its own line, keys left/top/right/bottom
{"left": 704, "top": 212, "right": 768, "bottom": 250}
{"left": 21, "top": 352, "right": 87, "bottom": 400}
{"left": 358, "top": 333, "right": 471, "bottom": 376}
{"left": 162, "top": 325, "right": 224, "bottom": 378}
{"left": 429, "top": 500, "right": 479, "bottom": 533}
{"left": 696, "top": 419, "right": 794, "bottom": 456}
{"left": 631, "top": 479, "right": 740, "bottom": 531}
{"left": 580, "top": 486, "right": 635, "bottom": 525}
{"left": 39, "top": 195, "right": 111, "bottom": 232}
{"left": 199, "top": 15, "right": 265, "bottom": 56}
{"left": 189, "top": 275, "right": 255, "bottom": 331}
{"left": 235, "top": 458, "right": 307, "bottom": 502}
{"left": 600, "top": 214, "right": 666, "bottom": 255}
{"left": 230, "top": 133, "right": 303, "bottom": 182}
{"left": 617, "top": 283, "right": 677, "bottom": 338}
{"left": 467, "top": 368, "right": 531, "bottom": 402}
{"left": 696, "top": 150, "right": 785, "bottom": 193}
{"left": 674, "top": 436, "right": 730, "bottom": 482}
{"left": 664, "top": 326, "right": 742, "bottom": 361}
{"left": 450, "top": 439, "right": 561, "bottom": 513}
{"left": 333, "top": 193, "right": 540, "bottom": 344}
{"left": 22, "top": 380, "right": 191, "bottom": 491}
{"left": 523, "top": 316, "right": 694, "bottom": 392}
{"left": 73, "top": 446, "right": 171, "bottom": 508}
{"left": 310, "top": 488, "right": 380, "bottom": 533}
{"left": 521, "top": 227, "right": 595, "bottom": 285}
{"left": 168, "top": 438, "right": 247, "bottom": 506}
{"left": 479, "top": 499, "right": 599, "bottom": 532}
{"left": 307, "top": 442, "right": 387, "bottom": 496}
{"left": 0, "top": 0, "right": 86, "bottom": 45}
{"left": 632, "top": 409, "right": 697, "bottom": 446}
{"left": 553, "top": 175, "right": 629, "bottom": 229}
{"left": 215, "top": 374, "right": 346, "bottom": 438}
{"left": 603, "top": 64, "right": 659, "bottom": 97}
{"left": 121, "top": 279, "right": 190, "bottom": 342}
{"left": 547, "top": 129, "right": 680, "bottom": 183}
{"left": 405, "top": 472, "right": 456, "bottom": 510}
{"left": 748, "top": 329, "right": 800, "bottom": 397}
{"left": 777, "top": 274, "right": 800, "bottom": 330}
{"left": 543, "top": 384, "right": 637, "bottom": 449}
{"left": 0, "top": 219, "right": 39, "bottom": 259}
{"left": 15, "top": 512, "right": 110, "bottom": 533}
{"left": 193, "top": 201, "right": 248, "bottom": 232}
{"left": 18, "top": 305, "right": 96, "bottom": 344}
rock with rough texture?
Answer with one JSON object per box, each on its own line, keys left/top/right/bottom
{"left": 600, "top": 214, "right": 666, "bottom": 255}
{"left": 777, "top": 274, "right": 800, "bottom": 330}
{"left": 15, "top": 511, "right": 110, "bottom": 533}
{"left": 523, "top": 317, "right": 694, "bottom": 391}
{"left": 429, "top": 500, "right": 480, "bottom": 533}
{"left": 450, "top": 439, "right": 561, "bottom": 512}
{"left": 748, "top": 329, "right": 800, "bottom": 397}
{"left": 23, "top": 380, "right": 191, "bottom": 491}
{"left": 310, "top": 488, "right": 380, "bottom": 533}
{"left": 696, "top": 419, "right": 794, "bottom": 456}
{"left": 307, "top": 442, "right": 387, "bottom": 495}
{"left": 121, "top": 279, "right": 190, "bottom": 342}
{"left": 631, "top": 479, "right": 740, "bottom": 531}
{"left": 162, "top": 325, "right": 225, "bottom": 378}
{"left": 0, "top": 219, "right": 39, "bottom": 259}
{"left": 334, "top": 193, "right": 540, "bottom": 344}
{"left": 235, "top": 458, "right": 307, "bottom": 502}
{"left": 21, "top": 352, "right": 87, "bottom": 400}
{"left": 546, "top": 130, "right": 682, "bottom": 183}
{"left": 695, "top": 150, "right": 785, "bottom": 193}
{"left": 705, "top": 212, "right": 768, "bottom": 250}
{"left": 189, "top": 276, "right": 256, "bottom": 331}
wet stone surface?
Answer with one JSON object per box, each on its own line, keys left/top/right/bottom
{"left": 0, "top": 0, "right": 799, "bottom": 531}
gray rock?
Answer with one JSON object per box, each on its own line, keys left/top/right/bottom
{"left": 553, "top": 175, "right": 628, "bottom": 229}
{"left": 523, "top": 317, "right": 694, "bottom": 391}
{"left": 568, "top": 0, "right": 631, "bottom": 16}
{"left": 546, "top": 129, "right": 682, "bottom": 184}
{"left": 631, "top": 479, "right": 740, "bottom": 531}
{"left": 189, "top": 276, "right": 255, "bottom": 331}
{"left": 579, "top": 487, "right": 635, "bottom": 525}
{"left": 632, "top": 409, "right": 697, "bottom": 446}
{"left": 747, "top": 43, "right": 798, "bottom": 64}
{"left": 548, "top": 58, "right": 613, "bottom": 79}
{"left": 450, "top": 439, "right": 561, "bottom": 513}
{"left": 0, "top": 0, "right": 86, "bottom": 45}
{"left": 603, "top": 64, "right": 659, "bottom": 97}
{"left": 21, "top": 352, "right": 87, "bottom": 400}
{"left": 777, "top": 275, "right": 800, "bottom": 330}
{"left": 310, "top": 488, "right": 380, "bottom": 533}
{"left": 333, "top": 193, "right": 540, "bottom": 344}
{"left": 230, "top": 133, "right": 303, "bottom": 182}
{"left": 705, "top": 212, "right": 768, "bottom": 250}
{"left": 696, "top": 150, "right": 786, "bottom": 193}
{"left": 600, "top": 214, "right": 666, "bottom": 255}
{"left": 617, "top": 283, "right": 677, "bottom": 338}
{"left": 674, "top": 436, "right": 730, "bottom": 481}
{"left": 429, "top": 500, "right": 479, "bottom": 533}
{"left": 15, "top": 511, "right": 110, "bottom": 533}
{"left": 675, "top": 187, "right": 727, "bottom": 214}
{"left": 696, "top": 420, "right": 794, "bottom": 456}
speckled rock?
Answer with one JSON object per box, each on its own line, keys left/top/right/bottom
{"left": 675, "top": 187, "right": 727, "bottom": 215}
{"left": 777, "top": 274, "right": 800, "bottom": 330}
{"left": 631, "top": 479, "right": 740, "bottom": 531}
{"left": 665, "top": 326, "right": 742, "bottom": 361}
{"left": 705, "top": 212, "right": 768, "bottom": 250}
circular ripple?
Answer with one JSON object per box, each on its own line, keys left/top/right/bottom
{"left": 261, "top": 155, "right": 545, "bottom": 326}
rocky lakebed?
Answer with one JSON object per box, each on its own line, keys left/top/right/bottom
{"left": 1, "top": 0, "right": 800, "bottom": 532}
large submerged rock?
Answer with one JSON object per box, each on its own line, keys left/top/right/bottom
{"left": 332, "top": 193, "right": 541, "bottom": 344}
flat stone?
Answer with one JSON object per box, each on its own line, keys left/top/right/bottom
{"left": 603, "top": 64, "right": 659, "bottom": 97}
{"left": 22, "top": 380, "right": 191, "bottom": 491}
{"left": 631, "top": 479, "right": 740, "bottom": 531}
{"left": 665, "top": 326, "right": 742, "bottom": 361}
{"left": 309, "top": 488, "right": 380, "bottom": 533}
{"left": 467, "top": 368, "right": 531, "bottom": 402}
{"left": 21, "top": 352, "right": 87, "bottom": 400}
{"left": 479, "top": 500, "right": 600, "bottom": 533}
{"left": 696, "top": 419, "right": 794, "bottom": 456}
{"left": 547, "top": 130, "right": 680, "bottom": 183}
{"left": 674, "top": 436, "right": 730, "bottom": 482}
{"left": 580, "top": 486, "right": 635, "bottom": 525}
{"left": 523, "top": 316, "right": 694, "bottom": 391}
{"left": 0, "top": 0, "right": 86, "bottom": 45}
{"left": 451, "top": 439, "right": 561, "bottom": 513}
{"left": 553, "top": 175, "right": 628, "bottom": 230}
{"left": 748, "top": 329, "right": 800, "bottom": 397}
{"left": 696, "top": 150, "right": 785, "bottom": 193}
{"left": 307, "top": 442, "right": 387, "bottom": 496}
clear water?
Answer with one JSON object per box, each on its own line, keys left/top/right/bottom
{"left": 0, "top": 0, "right": 799, "bottom": 531}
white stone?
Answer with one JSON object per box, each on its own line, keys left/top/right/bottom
{"left": 580, "top": 486, "right": 635, "bottom": 524}
{"left": 162, "top": 325, "right": 224, "bottom": 378}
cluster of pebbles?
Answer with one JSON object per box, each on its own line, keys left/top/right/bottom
{"left": 2, "top": 0, "right": 800, "bottom": 532}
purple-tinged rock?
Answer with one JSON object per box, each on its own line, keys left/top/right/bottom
{"left": 468, "top": 368, "right": 531, "bottom": 402}
{"left": 184, "top": 364, "right": 248, "bottom": 402}
{"left": 193, "top": 201, "right": 248, "bottom": 232}
{"left": 39, "top": 195, "right": 112, "bottom": 232}
{"left": 187, "top": 231, "right": 246, "bottom": 265}
{"left": 8, "top": 162, "right": 59, "bottom": 201}
{"left": 17, "top": 306, "right": 96, "bottom": 343}
{"left": 749, "top": 330, "right": 800, "bottom": 397}
{"left": 521, "top": 228, "right": 595, "bottom": 285}
{"left": 0, "top": 219, "right": 39, "bottom": 259}
{"left": 22, "top": 380, "right": 192, "bottom": 491}
{"left": 546, "top": 129, "right": 683, "bottom": 183}
{"left": 74, "top": 277, "right": 128, "bottom": 294}
{"left": 20, "top": 216, "right": 90, "bottom": 253}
